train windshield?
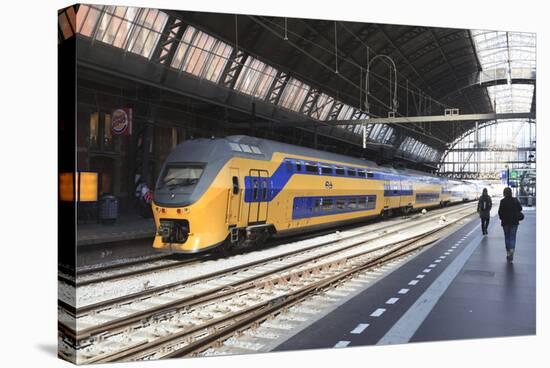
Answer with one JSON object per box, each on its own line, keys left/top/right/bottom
{"left": 157, "top": 164, "right": 204, "bottom": 189}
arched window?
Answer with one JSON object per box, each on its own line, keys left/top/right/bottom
{"left": 438, "top": 120, "right": 535, "bottom": 178}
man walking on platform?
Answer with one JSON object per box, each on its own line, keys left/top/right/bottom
{"left": 477, "top": 188, "right": 492, "bottom": 235}
{"left": 498, "top": 187, "right": 524, "bottom": 263}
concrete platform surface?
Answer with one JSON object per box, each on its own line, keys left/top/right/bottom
{"left": 77, "top": 214, "right": 155, "bottom": 246}
{"left": 411, "top": 208, "right": 535, "bottom": 342}
{"left": 274, "top": 208, "right": 536, "bottom": 351}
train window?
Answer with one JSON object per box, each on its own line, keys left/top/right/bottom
{"left": 358, "top": 198, "right": 367, "bottom": 208}
{"left": 305, "top": 163, "right": 318, "bottom": 173}
{"left": 347, "top": 198, "right": 357, "bottom": 209}
{"left": 367, "top": 195, "right": 376, "bottom": 209}
{"left": 348, "top": 168, "right": 356, "bottom": 177}
{"left": 232, "top": 176, "right": 239, "bottom": 194}
{"left": 229, "top": 142, "right": 242, "bottom": 152}
{"left": 240, "top": 144, "right": 253, "bottom": 153}
{"left": 157, "top": 164, "right": 204, "bottom": 189}
{"left": 261, "top": 180, "right": 268, "bottom": 200}
{"left": 252, "top": 180, "right": 259, "bottom": 200}
{"left": 286, "top": 160, "right": 293, "bottom": 171}
{"left": 314, "top": 199, "right": 322, "bottom": 212}
{"left": 296, "top": 162, "right": 302, "bottom": 172}
{"left": 322, "top": 199, "right": 333, "bottom": 210}
{"left": 367, "top": 172, "right": 375, "bottom": 178}
{"left": 321, "top": 166, "right": 333, "bottom": 174}
{"left": 358, "top": 170, "right": 366, "bottom": 178}
{"left": 336, "top": 199, "right": 345, "bottom": 209}
{"left": 335, "top": 167, "right": 345, "bottom": 175}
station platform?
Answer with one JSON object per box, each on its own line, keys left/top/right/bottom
{"left": 77, "top": 214, "right": 155, "bottom": 246}
{"left": 274, "top": 208, "right": 536, "bottom": 351}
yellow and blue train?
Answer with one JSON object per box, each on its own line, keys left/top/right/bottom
{"left": 152, "top": 135, "right": 478, "bottom": 253}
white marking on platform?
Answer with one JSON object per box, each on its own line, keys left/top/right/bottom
{"left": 429, "top": 264, "right": 437, "bottom": 268}
{"left": 386, "top": 298, "right": 399, "bottom": 305}
{"left": 370, "top": 308, "right": 386, "bottom": 317}
{"left": 408, "top": 280, "right": 419, "bottom": 285}
{"left": 423, "top": 269, "right": 431, "bottom": 273}
{"left": 440, "top": 255, "right": 446, "bottom": 259}
{"left": 416, "top": 274, "right": 425, "bottom": 279}
{"left": 434, "top": 260, "right": 442, "bottom": 263}
{"left": 378, "top": 224, "right": 483, "bottom": 345}
{"left": 334, "top": 341, "right": 350, "bottom": 348}
{"left": 398, "top": 289, "right": 409, "bottom": 294}
{"left": 350, "top": 323, "right": 370, "bottom": 334}
{"left": 444, "top": 252, "right": 451, "bottom": 255}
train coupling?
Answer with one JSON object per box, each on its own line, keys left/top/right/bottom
{"left": 158, "top": 219, "right": 189, "bottom": 243}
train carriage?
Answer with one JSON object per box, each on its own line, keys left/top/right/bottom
{"left": 152, "top": 135, "right": 475, "bottom": 253}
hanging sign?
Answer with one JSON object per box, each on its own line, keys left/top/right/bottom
{"left": 111, "top": 108, "right": 133, "bottom": 135}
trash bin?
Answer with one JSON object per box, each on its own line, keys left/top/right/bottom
{"left": 99, "top": 194, "right": 118, "bottom": 224}
{"left": 527, "top": 195, "right": 534, "bottom": 207}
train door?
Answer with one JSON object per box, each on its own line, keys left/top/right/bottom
{"left": 258, "top": 170, "right": 270, "bottom": 221}
{"left": 398, "top": 175, "right": 406, "bottom": 208}
{"left": 227, "top": 168, "right": 241, "bottom": 225}
{"left": 247, "top": 169, "right": 270, "bottom": 225}
{"left": 383, "top": 180, "right": 392, "bottom": 209}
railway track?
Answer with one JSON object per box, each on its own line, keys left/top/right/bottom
{"left": 58, "top": 203, "right": 476, "bottom": 363}
{"left": 58, "top": 206, "right": 449, "bottom": 288}
{"left": 60, "top": 203, "right": 474, "bottom": 316}
{"left": 59, "top": 255, "right": 209, "bottom": 287}
{"left": 58, "top": 254, "right": 173, "bottom": 286}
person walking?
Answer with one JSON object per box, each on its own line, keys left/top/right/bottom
{"left": 498, "top": 187, "right": 524, "bottom": 263}
{"left": 477, "top": 188, "right": 492, "bottom": 235}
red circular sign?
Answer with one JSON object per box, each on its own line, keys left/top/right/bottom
{"left": 112, "top": 109, "right": 129, "bottom": 134}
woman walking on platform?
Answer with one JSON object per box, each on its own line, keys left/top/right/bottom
{"left": 477, "top": 188, "right": 492, "bottom": 235}
{"left": 498, "top": 187, "right": 524, "bottom": 263}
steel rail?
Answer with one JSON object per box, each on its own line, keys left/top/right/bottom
{"left": 61, "top": 205, "right": 475, "bottom": 345}
{"left": 61, "top": 203, "right": 474, "bottom": 320}
{"left": 97, "top": 209, "right": 475, "bottom": 362}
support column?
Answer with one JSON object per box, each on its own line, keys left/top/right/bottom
{"left": 142, "top": 121, "right": 154, "bottom": 187}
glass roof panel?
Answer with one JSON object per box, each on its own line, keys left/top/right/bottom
{"left": 279, "top": 78, "right": 310, "bottom": 112}
{"left": 355, "top": 112, "right": 369, "bottom": 120}
{"left": 76, "top": 5, "right": 167, "bottom": 59}
{"left": 170, "top": 26, "right": 233, "bottom": 83}
{"left": 310, "top": 93, "right": 334, "bottom": 120}
{"left": 235, "top": 57, "right": 278, "bottom": 100}
{"left": 471, "top": 30, "right": 535, "bottom": 113}
{"left": 487, "top": 84, "right": 534, "bottom": 113}
{"left": 336, "top": 104, "right": 354, "bottom": 121}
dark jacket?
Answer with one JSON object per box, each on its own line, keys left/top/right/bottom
{"left": 498, "top": 197, "right": 523, "bottom": 226}
{"left": 477, "top": 194, "right": 492, "bottom": 219}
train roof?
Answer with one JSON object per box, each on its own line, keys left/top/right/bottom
{"left": 225, "top": 136, "right": 446, "bottom": 179}
{"left": 166, "top": 135, "right": 452, "bottom": 180}
{"left": 228, "top": 135, "right": 383, "bottom": 168}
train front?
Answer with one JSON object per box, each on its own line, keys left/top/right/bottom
{"left": 151, "top": 139, "right": 231, "bottom": 253}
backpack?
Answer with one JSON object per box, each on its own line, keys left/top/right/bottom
{"left": 516, "top": 198, "right": 524, "bottom": 221}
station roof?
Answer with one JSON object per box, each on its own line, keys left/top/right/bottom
{"left": 60, "top": 5, "right": 536, "bottom": 169}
